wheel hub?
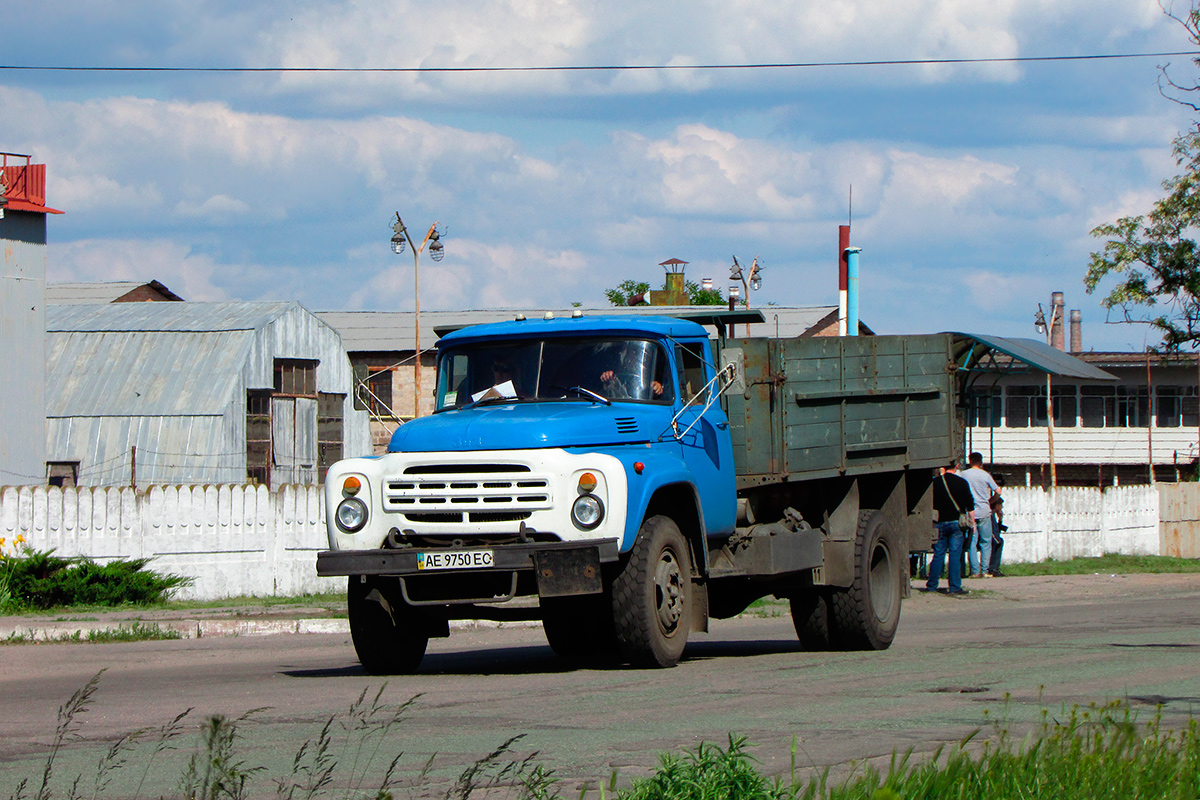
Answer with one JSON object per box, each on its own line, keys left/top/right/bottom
{"left": 654, "top": 550, "right": 684, "bottom": 633}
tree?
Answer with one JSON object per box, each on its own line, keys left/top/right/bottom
{"left": 604, "top": 280, "right": 651, "bottom": 306}
{"left": 1085, "top": 2, "right": 1200, "bottom": 350}
{"left": 603, "top": 279, "right": 725, "bottom": 306}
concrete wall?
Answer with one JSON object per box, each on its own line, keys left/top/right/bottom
{"left": 1000, "top": 485, "right": 1163, "bottom": 562}
{"left": 1158, "top": 483, "right": 1200, "bottom": 558}
{"left": 0, "top": 483, "right": 340, "bottom": 601}
{"left": 2, "top": 482, "right": 1194, "bottom": 603}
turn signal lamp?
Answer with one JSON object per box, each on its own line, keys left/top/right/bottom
{"left": 578, "top": 472, "right": 598, "bottom": 492}
{"left": 342, "top": 476, "right": 362, "bottom": 496}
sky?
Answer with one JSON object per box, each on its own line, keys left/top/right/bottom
{"left": 3, "top": 0, "right": 1198, "bottom": 351}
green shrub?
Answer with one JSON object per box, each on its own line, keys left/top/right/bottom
{"left": 0, "top": 547, "right": 190, "bottom": 612}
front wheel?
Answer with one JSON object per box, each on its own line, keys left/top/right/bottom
{"left": 612, "top": 516, "right": 692, "bottom": 667}
{"left": 347, "top": 576, "right": 429, "bottom": 675}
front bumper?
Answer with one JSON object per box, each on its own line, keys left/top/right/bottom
{"left": 317, "top": 540, "right": 621, "bottom": 602}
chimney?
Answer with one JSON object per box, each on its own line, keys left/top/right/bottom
{"left": 1051, "top": 291, "right": 1065, "bottom": 351}
{"left": 1070, "top": 309, "right": 1082, "bottom": 353}
{"left": 838, "top": 225, "right": 850, "bottom": 335}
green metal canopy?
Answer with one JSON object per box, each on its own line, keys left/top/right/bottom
{"left": 950, "top": 332, "right": 1117, "bottom": 381}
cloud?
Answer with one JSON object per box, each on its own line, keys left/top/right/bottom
{"left": 238, "top": 0, "right": 1174, "bottom": 105}
{"left": 343, "top": 239, "right": 594, "bottom": 311}
{"left": 48, "top": 239, "right": 231, "bottom": 302}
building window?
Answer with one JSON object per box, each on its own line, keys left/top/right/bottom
{"left": 1006, "top": 385, "right": 1046, "bottom": 428}
{"left": 1157, "top": 385, "right": 1200, "bottom": 427}
{"left": 275, "top": 359, "right": 317, "bottom": 397}
{"left": 968, "top": 387, "right": 1002, "bottom": 427}
{"left": 46, "top": 462, "right": 79, "bottom": 488}
{"left": 1116, "top": 386, "right": 1149, "bottom": 427}
{"left": 1051, "top": 385, "right": 1077, "bottom": 428}
{"left": 1080, "top": 386, "right": 1115, "bottom": 428}
{"left": 354, "top": 367, "right": 394, "bottom": 416}
{"left": 318, "top": 392, "right": 345, "bottom": 483}
{"left": 246, "top": 390, "right": 272, "bottom": 485}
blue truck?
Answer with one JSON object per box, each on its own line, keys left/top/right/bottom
{"left": 316, "top": 310, "right": 1101, "bottom": 672}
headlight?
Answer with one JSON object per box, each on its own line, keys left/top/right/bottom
{"left": 571, "top": 495, "right": 604, "bottom": 530}
{"left": 335, "top": 497, "right": 368, "bottom": 532}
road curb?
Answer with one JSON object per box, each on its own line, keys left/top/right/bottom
{"left": 0, "top": 616, "right": 542, "bottom": 643}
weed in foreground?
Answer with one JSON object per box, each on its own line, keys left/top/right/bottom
{"left": 8, "top": 676, "right": 1200, "bottom": 800}
{"left": 5, "top": 675, "right": 558, "bottom": 800}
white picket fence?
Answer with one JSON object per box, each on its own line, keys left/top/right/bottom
{"left": 0, "top": 484, "right": 339, "bottom": 601}
{"left": 0, "top": 483, "right": 1189, "bottom": 602}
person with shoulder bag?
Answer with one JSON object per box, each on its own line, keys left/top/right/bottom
{"left": 924, "top": 459, "right": 976, "bottom": 596}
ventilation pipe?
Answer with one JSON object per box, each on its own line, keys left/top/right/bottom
{"left": 845, "top": 247, "right": 862, "bottom": 336}
{"left": 1070, "top": 309, "right": 1082, "bottom": 353}
{"left": 837, "top": 225, "right": 850, "bottom": 335}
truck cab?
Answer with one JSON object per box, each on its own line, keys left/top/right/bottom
{"left": 320, "top": 314, "right": 737, "bottom": 671}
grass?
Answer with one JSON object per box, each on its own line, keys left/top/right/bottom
{"left": 7, "top": 676, "right": 1200, "bottom": 800}
{"left": 1002, "top": 553, "right": 1200, "bottom": 576}
{"left": 1, "top": 622, "right": 183, "bottom": 646}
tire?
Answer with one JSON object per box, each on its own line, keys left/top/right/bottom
{"left": 541, "top": 594, "right": 619, "bottom": 660}
{"left": 789, "top": 590, "right": 832, "bottom": 650}
{"left": 612, "top": 516, "right": 692, "bottom": 668}
{"left": 828, "top": 509, "right": 903, "bottom": 650}
{"left": 347, "top": 576, "right": 429, "bottom": 675}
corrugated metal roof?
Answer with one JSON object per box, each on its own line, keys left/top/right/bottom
{"left": 47, "top": 282, "right": 146, "bottom": 304}
{"left": 46, "top": 330, "right": 252, "bottom": 417}
{"left": 952, "top": 333, "right": 1117, "bottom": 381}
{"left": 48, "top": 301, "right": 297, "bottom": 332}
{"left": 47, "top": 280, "right": 184, "bottom": 304}
{"left": 317, "top": 305, "right": 842, "bottom": 351}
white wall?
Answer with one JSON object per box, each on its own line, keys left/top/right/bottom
{"left": 0, "top": 484, "right": 340, "bottom": 601}
{"left": 0, "top": 483, "right": 1185, "bottom": 603}
{"left": 999, "top": 485, "right": 1160, "bottom": 563}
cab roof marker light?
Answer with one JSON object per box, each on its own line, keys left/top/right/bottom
{"left": 543, "top": 311, "right": 555, "bottom": 320}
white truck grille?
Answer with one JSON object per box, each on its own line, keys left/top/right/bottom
{"left": 383, "top": 463, "right": 553, "bottom": 524}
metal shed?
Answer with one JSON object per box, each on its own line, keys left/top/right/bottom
{"left": 46, "top": 302, "right": 370, "bottom": 488}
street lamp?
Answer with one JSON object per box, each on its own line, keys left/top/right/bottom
{"left": 730, "top": 256, "right": 762, "bottom": 337}
{"left": 1035, "top": 302, "right": 1059, "bottom": 489}
{"left": 391, "top": 213, "right": 445, "bottom": 419}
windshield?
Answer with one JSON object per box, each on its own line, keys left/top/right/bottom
{"left": 436, "top": 337, "right": 674, "bottom": 410}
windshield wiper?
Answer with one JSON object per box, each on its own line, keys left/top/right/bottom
{"left": 547, "top": 384, "right": 611, "bottom": 405}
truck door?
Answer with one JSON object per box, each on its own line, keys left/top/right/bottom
{"left": 674, "top": 341, "right": 737, "bottom": 536}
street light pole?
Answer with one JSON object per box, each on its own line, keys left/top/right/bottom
{"left": 1035, "top": 303, "right": 1060, "bottom": 489}
{"left": 391, "top": 214, "right": 444, "bottom": 419}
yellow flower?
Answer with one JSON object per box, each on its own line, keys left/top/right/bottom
{"left": 0, "top": 538, "right": 6, "bottom": 547}
{"left": 14, "top": 535, "right": 24, "bottom": 544}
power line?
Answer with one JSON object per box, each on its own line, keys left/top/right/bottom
{"left": 0, "top": 51, "right": 1194, "bottom": 75}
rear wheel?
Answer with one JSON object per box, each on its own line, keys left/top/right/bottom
{"left": 612, "top": 516, "right": 692, "bottom": 668}
{"left": 828, "top": 510, "right": 902, "bottom": 650}
{"left": 347, "top": 576, "right": 429, "bottom": 674}
{"left": 789, "top": 590, "right": 832, "bottom": 650}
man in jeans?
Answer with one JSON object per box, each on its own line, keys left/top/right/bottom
{"left": 925, "top": 459, "right": 975, "bottom": 596}
{"left": 960, "top": 452, "right": 1000, "bottom": 578}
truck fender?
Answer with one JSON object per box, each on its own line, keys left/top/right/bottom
{"left": 622, "top": 461, "right": 709, "bottom": 579}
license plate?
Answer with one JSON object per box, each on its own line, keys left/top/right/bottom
{"left": 416, "top": 549, "right": 494, "bottom": 571}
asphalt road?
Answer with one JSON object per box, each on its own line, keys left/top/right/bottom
{"left": 2, "top": 573, "right": 1199, "bottom": 797}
